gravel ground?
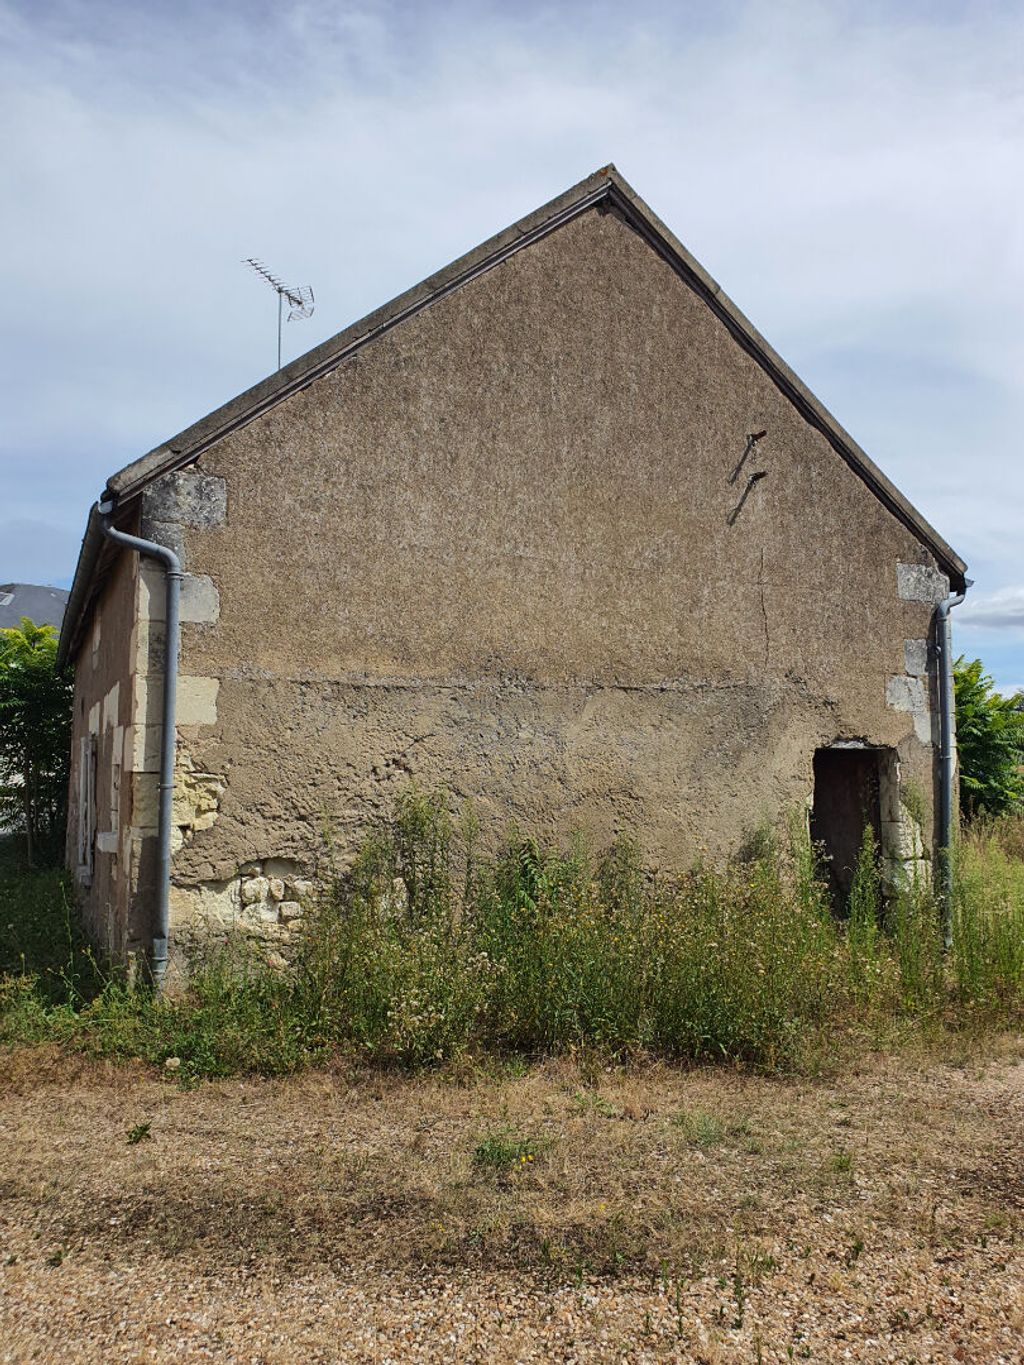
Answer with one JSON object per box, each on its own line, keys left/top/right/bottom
{"left": 1, "top": 1045, "right": 1022, "bottom": 1362}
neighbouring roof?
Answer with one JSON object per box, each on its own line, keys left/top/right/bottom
{"left": 58, "top": 164, "right": 967, "bottom": 667}
{"left": 0, "top": 583, "right": 69, "bottom": 632}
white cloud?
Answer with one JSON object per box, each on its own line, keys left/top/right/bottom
{"left": 0, "top": 0, "right": 1022, "bottom": 685}
{"left": 957, "top": 587, "right": 1024, "bottom": 634}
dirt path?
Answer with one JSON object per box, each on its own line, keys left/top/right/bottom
{"left": 2, "top": 1045, "right": 1023, "bottom": 1362}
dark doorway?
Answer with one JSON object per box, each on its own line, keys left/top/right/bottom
{"left": 810, "top": 747, "right": 882, "bottom": 912}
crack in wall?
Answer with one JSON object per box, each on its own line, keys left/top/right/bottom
{"left": 758, "top": 548, "right": 770, "bottom": 668}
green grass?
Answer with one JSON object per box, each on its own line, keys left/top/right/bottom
{"left": 672, "top": 1109, "right": 727, "bottom": 1149}
{"left": 2, "top": 801, "right": 1024, "bottom": 1081}
{"left": 828, "top": 1149, "right": 854, "bottom": 1175}
{"left": 0, "top": 835, "right": 321, "bottom": 1078}
{"left": 0, "top": 837, "right": 102, "bottom": 1006}
{"left": 472, "top": 1128, "right": 545, "bottom": 1171}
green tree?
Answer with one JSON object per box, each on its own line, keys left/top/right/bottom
{"left": 954, "top": 656, "right": 1024, "bottom": 820}
{"left": 0, "top": 618, "right": 73, "bottom": 866}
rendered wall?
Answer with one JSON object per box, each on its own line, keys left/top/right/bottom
{"left": 66, "top": 549, "right": 138, "bottom": 958}
{"left": 123, "top": 205, "right": 945, "bottom": 940}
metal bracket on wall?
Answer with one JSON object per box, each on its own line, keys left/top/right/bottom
{"left": 729, "top": 430, "right": 768, "bottom": 485}
{"left": 727, "top": 469, "right": 768, "bottom": 526}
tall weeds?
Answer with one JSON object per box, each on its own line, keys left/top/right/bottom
{"left": 3, "top": 801, "right": 1024, "bottom": 1078}
{"left": 288, "top": 793, "right": 1024, "bottom": 1069}
{"left": 949, "top": 816, "right": 1024, "bottom": 1009}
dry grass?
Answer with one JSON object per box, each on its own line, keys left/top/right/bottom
{"left": 2, "top": 1042, "right": 1024, "bottom": 1361}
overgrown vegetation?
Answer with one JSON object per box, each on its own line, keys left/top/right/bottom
{"left": 0, "top": 617, "right": 73, "bottom": 867}
{"left": 3, "top": 794, "right": 1024, "bottom": 1080}
{"left": 954, "top": 656, "right": 1024, "bottom": 819}
{"left": 0, "top": 838, "right": 100, "bottom": 1003}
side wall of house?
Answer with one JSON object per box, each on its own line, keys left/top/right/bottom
{"left": 124, "top": 205, "right": 948, "bottom": 949}
{"left": 66, "top": 550, "right": 138, "bottom": 959}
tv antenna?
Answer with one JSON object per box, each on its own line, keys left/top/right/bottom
{"left": 242, "top": 258, "right": 315, "bottom": 371}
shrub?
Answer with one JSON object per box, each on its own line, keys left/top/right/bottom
{"left": 954, "top": 658, "right": 1024, "bottom": 819}
{"left": 0, "top": 619, "right": 73, "bottom": 867}
{"left": 950, "top": 815, "right": 1024, "bottom": 1010}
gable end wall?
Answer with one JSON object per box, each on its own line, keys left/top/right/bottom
{"left": 106, "top": 206, "right": 945, "bottom": 951}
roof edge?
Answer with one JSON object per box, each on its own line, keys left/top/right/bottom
{"left": 106, "top": 166, "right": 622, "bottom": 501}
{"left": 62, "top": 163, "right": 965, "bottom": 665}
{"left": 56, "top": 501, "right": 103, "bottom": 670}
{"left": 605, "top": 176, "right": 967, "bottom": 589}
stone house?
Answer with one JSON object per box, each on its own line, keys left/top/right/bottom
{"left": 58, "top": 166, "right": 967, "bottom": 977}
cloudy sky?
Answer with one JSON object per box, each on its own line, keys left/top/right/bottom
{"left": 2, "top": 0, "right": 1022, "bottom": 689}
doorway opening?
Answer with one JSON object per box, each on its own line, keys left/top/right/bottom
{"left": 810, "top": 746, "right": 886, "bottom": 913}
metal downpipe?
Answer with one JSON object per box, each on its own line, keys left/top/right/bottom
{"left": 98, "top": 498, "right": 182, "bottom": 991}
{"left": 935, "top": 589, "right": 966, "bottom": 947}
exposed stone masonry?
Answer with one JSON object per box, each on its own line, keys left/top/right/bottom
{"left": 168, "top": 860, "right": 315, "bottom": 971}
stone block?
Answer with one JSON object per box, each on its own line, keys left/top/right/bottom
{"left": 133, "top": 676, "right": 164, "bottom": 729}
{"left": 896, "top": 563, "right": 949, "bottom": 605}
{"left": 879, "top": 766, "right": 903, "bottom": 823}
{"left": 168, "top": 877, "right": 240, "bottom": 927}
{"left": 131, "top": 772, "right": 159, "bottom": 832}
{"left": 133, "top": 618, "right": 166, "bottom": 676}
{"left": 263, "top": 857, "right": 301, "bottom": 879}
{"left": 138, "top": 563, "right": 167, "bottom": 623}
{"left": 139, "top": 570, "right": 218, "bottom": 626}
{"left": 180, "top": 574, "right": 220, "bottom": 624}
{"left": 883, "top": 856, "right": 930, "bottom": 891}
{"left": 177, "top": 676, "right": 219, "bottom": 726}
{"left": 102, "top": 681, "right": 120, "bottom": 731}
{"left": 903, "top": 639, "right": 929, "bottom": 677}
{"left": 241, "top": 876, "right": 269, "bottom": 904}
{"left": 278, "top": 901, "right": 303, "bottom": 922}
{"left": 142, "top": 469, "right": 227, "bottom": 528}
{"left": 172, "top": 763, "right": 224, "bottom": 833}
{"left": 127, "top": 722, "right": 162, "bottom": 774}
{"left": 885, "top": 675, "right": 931, "bottom": 744}
{"left": 138, "top": 519, "right": 185, "bottom": 561}
{"left": 882, "top": 818, "right": 924, "bottom": 862}
{"left": 267, "top": 878, "right": 285, "bottom": 901}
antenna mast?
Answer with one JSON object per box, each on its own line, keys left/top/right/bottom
{"left": 242, "top": 258, "right": 315, "bottom": 371}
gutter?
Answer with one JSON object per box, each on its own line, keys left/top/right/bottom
{"left": 98, "top": 496, "right": 182, "bottom": 991}
{"left": 935, "top": 587, "right": 967, "bottom": 946}
{"left": 56, "top": 504, "right": 105, "bottom": 672}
